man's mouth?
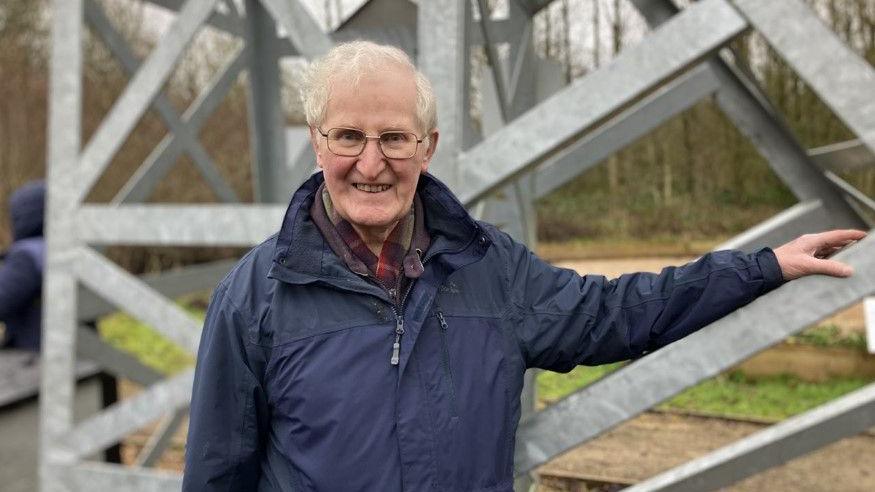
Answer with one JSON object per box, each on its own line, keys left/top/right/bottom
{"left": 354, "top": 183, "right": 391, "bottom": 193}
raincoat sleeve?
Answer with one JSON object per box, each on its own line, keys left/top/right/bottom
{"left": 0, "top": 248, "right": 42, "bottom": 321}
{"left": 502, "top": 233, "right": 785, "bottom": 372}
{"left": 183, "top": 283, "right": 270, "bottom": 490}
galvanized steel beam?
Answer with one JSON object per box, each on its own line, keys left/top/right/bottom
{"left": 62, "top": 462, "right": 181, "bottom": 491}
{"left": 84, "top": 0, "right": 239, "bottom": 204}
{"left": 76, "top": 327, "right": 164, "bottom": 387}
{"left": 42, "top": 2, "right": 85, "bottom": 489}
{"left": 626, "top": 382, "right": 875, "bottom": 492}
{"left": 134, "top": 409, "right": 187, "bottom": 468}
{"left": 716, "top": 200, "right": 832, "bottom": 252}
{"left": 824, "top": 171, "right": 875, "bottom": 216}
{"left": 114, "top": 48, "right": 247, "bottom": 204}
{"left": 74, "top": 247, "right": 202, "bottom": 353}
{"left": 810, "top": 139, "right": 875, "bottom": 173}
{"left": 143, "top": 0, "right": 244, "bottom": 37}
{"left": 632, "top": 0, "right": 866, "bottom": 230}
{"left": 244, "top": 0, "right": 288, "bottom": 203}
{"left": 74, "top": 205, "right": 284, "bottom": 246}
{"left": 74, "top": 0, "right": 220, "bottom": 205}
{"left": 259, "top": 0, "right": 332, "bottom": 59}
{"left": 456, "top": 0, "right": 748, "bottom": 206}
{"left": 77, "top": 259, "right": 236, "bottom": 321}
{"left": 58, "top": 369, "right": 193, "bottom": 460}
{"left": 733, "top": 0, "right": 875, "bottom": 154}
{"left": 533, "top": 64, "right": 720, "bottom": 199}
{"left": 418, "top": 0, "right": 471, "bottom": 187}
{"left": 515, "top": 233, "right": 875, "bottom": 474}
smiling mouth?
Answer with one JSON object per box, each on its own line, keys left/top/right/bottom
{"left": 354, "top": 183, "right": 391, "bottom": 193}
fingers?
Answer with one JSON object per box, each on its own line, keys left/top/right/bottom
{"left": 807, "top": 229, "right": 867, "bottom": 249}
{"left": 809, "top": 258, "right": 854, "bottom": 278}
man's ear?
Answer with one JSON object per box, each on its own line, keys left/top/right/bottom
{"left": 421, "top": 129, "right": 439, "bottom": 173}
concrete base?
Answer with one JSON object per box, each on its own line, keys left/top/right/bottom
{"left": 0, "top": 377, "right": 103, "bottom": 492}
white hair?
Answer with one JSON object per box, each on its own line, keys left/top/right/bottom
{"left": 300, "top": 40, "right": 437, "bottom": 134}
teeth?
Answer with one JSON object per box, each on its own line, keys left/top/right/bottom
{"left": 354, "top": 183, "right": 391, "bottom": 193}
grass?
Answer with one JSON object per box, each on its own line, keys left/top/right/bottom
{"left": 96, "top": 297, "right": 204, "bottom": 376}
{"left": 787, "top": 324, "right": 869, "bottom": 352}
{"left": 537, "top": 364, "right": 873, "bottom": 421}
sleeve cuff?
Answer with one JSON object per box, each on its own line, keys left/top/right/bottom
{"left": 755, "top": 247, "right": 785, "bottom": 292}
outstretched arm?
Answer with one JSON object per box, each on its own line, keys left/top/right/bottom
{"left": 773, "top": 229, "right": 867, "bottom": 280}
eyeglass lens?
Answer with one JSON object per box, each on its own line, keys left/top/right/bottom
{"left": 326, "top": 128, "right": 418, "bottom": 158}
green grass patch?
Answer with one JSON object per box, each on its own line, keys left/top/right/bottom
{"left": 537, "top": 365, "right": 872, "bottom": 421}
{"left": 97, "top": 299, "right": 205, "bottom": 376}
{"left": 787, "top": 324, "right": 868, "bottom": 352}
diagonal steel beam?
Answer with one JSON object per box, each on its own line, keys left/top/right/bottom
{"left": 58, "top": 369, "right": 193, "bottom": 460}
{"left": 73, "top": 247, "right": 202, "bottom": 353}
{"left": 534, "top": 64, "right": 720, "bottom": 199}
{"left": 84, "top": 0, "right": 239, "bottom": 204}
{"left": 135, "top": 408, "right": 187, "bottom": 467}
{"left": 74, "top": 204, "right": 285, "bottom": 246}
{"left": 258, "top": 0, "right": 332, "bottom": 59}
{"left": 810, "top": 139, "right": 875, "bottom": 173}
{"left": 456, "top": 0, "right": 748, "bottom": 206}
{"left": 74, "top": 0, "right": 220, "bottom": 205}
{"left": 515, "top": 0, "right": 554, "bottom": 16}
{"left": 626, "top": 381, "right": 875, "bottom": 491}
{"left": 733, "top": 0, "right": 875, "bottom": 155}
{"left": 77, "top": 259, "right": 236, "bottom": 321}
{"left": 113, "top": 47, "right": 247, "bottom": 204}
{"left": 62, "top": 462, "right": 182, "bottom": 491}
{"left": 515, "top": 233, "right": 875, "bottom": 474}
{"left": 716, "top": 200, "right": 832, "bottom": 252}
{"left": 143, "top": 0, "right": 243, "bottom": 37}
{"left": 630, "top": 0, "right": 865, "bottom": 230}
{"left": 76, "top": 326, "right": 164, "bottom": 387}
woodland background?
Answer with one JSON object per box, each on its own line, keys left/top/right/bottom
{"left": 1, "top": 0, "right": 874, "bottom": 272}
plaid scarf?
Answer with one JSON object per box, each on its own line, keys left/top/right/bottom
{"left": 310, "top": 183, "right": 429, "bottom": 303}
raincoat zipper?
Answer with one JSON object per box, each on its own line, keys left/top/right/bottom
{"left": 436, "top": 309, "right": 458, "bottom": 416}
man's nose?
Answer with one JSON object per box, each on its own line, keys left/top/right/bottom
{"left": 356, "top": 138, "right": 386, "bottom": 179}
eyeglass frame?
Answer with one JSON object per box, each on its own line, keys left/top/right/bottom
{"left": 316, "top": 127, "right": 426, "bottom": 159}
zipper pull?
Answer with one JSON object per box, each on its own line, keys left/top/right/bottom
{"left": 436, "top": 311, "right": 448, "bottom": 330}
{"left": 390, "top": 317, "right": 404, "bottom": 365}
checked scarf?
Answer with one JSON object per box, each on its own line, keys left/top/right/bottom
{"left": 311, "top": 183, "right": 429, "bottom": 304}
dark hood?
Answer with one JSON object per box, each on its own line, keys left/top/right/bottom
{"left": 9, "top": 181, "right": 46, "bottom": 240}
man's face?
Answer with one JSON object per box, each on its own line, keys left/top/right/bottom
{"left": 311, "top": 65, "right": 438, "bottom": 235}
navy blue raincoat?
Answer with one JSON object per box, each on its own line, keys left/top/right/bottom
{"left": 184, "top": 172, "right": 783, "bottom": 491}
{"left": 0, "top": 181, "right": 46, "bottom": 351}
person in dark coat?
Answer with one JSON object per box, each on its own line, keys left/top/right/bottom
{"left": 183, "top": 41, "right": 865, "bottom": 491}
{"left": 0, "top": 181, "right": 46, "bottom": 351}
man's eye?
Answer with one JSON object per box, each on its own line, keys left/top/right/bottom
{"left": 335, "top": 130, "right": 363, "bottom": 141}
{"left": 382, "top": 133, "right": 407, "bottom": 144}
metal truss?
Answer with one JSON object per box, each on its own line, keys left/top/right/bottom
{"left": 42, "top": 0, "right": 875, "bottom": 490}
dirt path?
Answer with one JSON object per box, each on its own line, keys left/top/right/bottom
{"left": 537, "top": 411, "right": 875, "bottom": 491}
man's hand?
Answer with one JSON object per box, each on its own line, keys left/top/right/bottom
{"left": 773, "top": 229, "right": 867, "bottom": 281}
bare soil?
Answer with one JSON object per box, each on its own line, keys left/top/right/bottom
{"left": 537, "top": 411, "right": 875, "bottom": 491}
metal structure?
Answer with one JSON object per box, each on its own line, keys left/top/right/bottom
{"left": 42, "top": 0, "right": 875, "bottom": 490}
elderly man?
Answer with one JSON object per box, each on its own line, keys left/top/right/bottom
{"left": 183, "top": 41, "right": 864, "bottom": 491}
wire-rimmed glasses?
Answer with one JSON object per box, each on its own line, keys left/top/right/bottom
{"left": 317, "top": 127, "right": 424, "bottom": 159}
